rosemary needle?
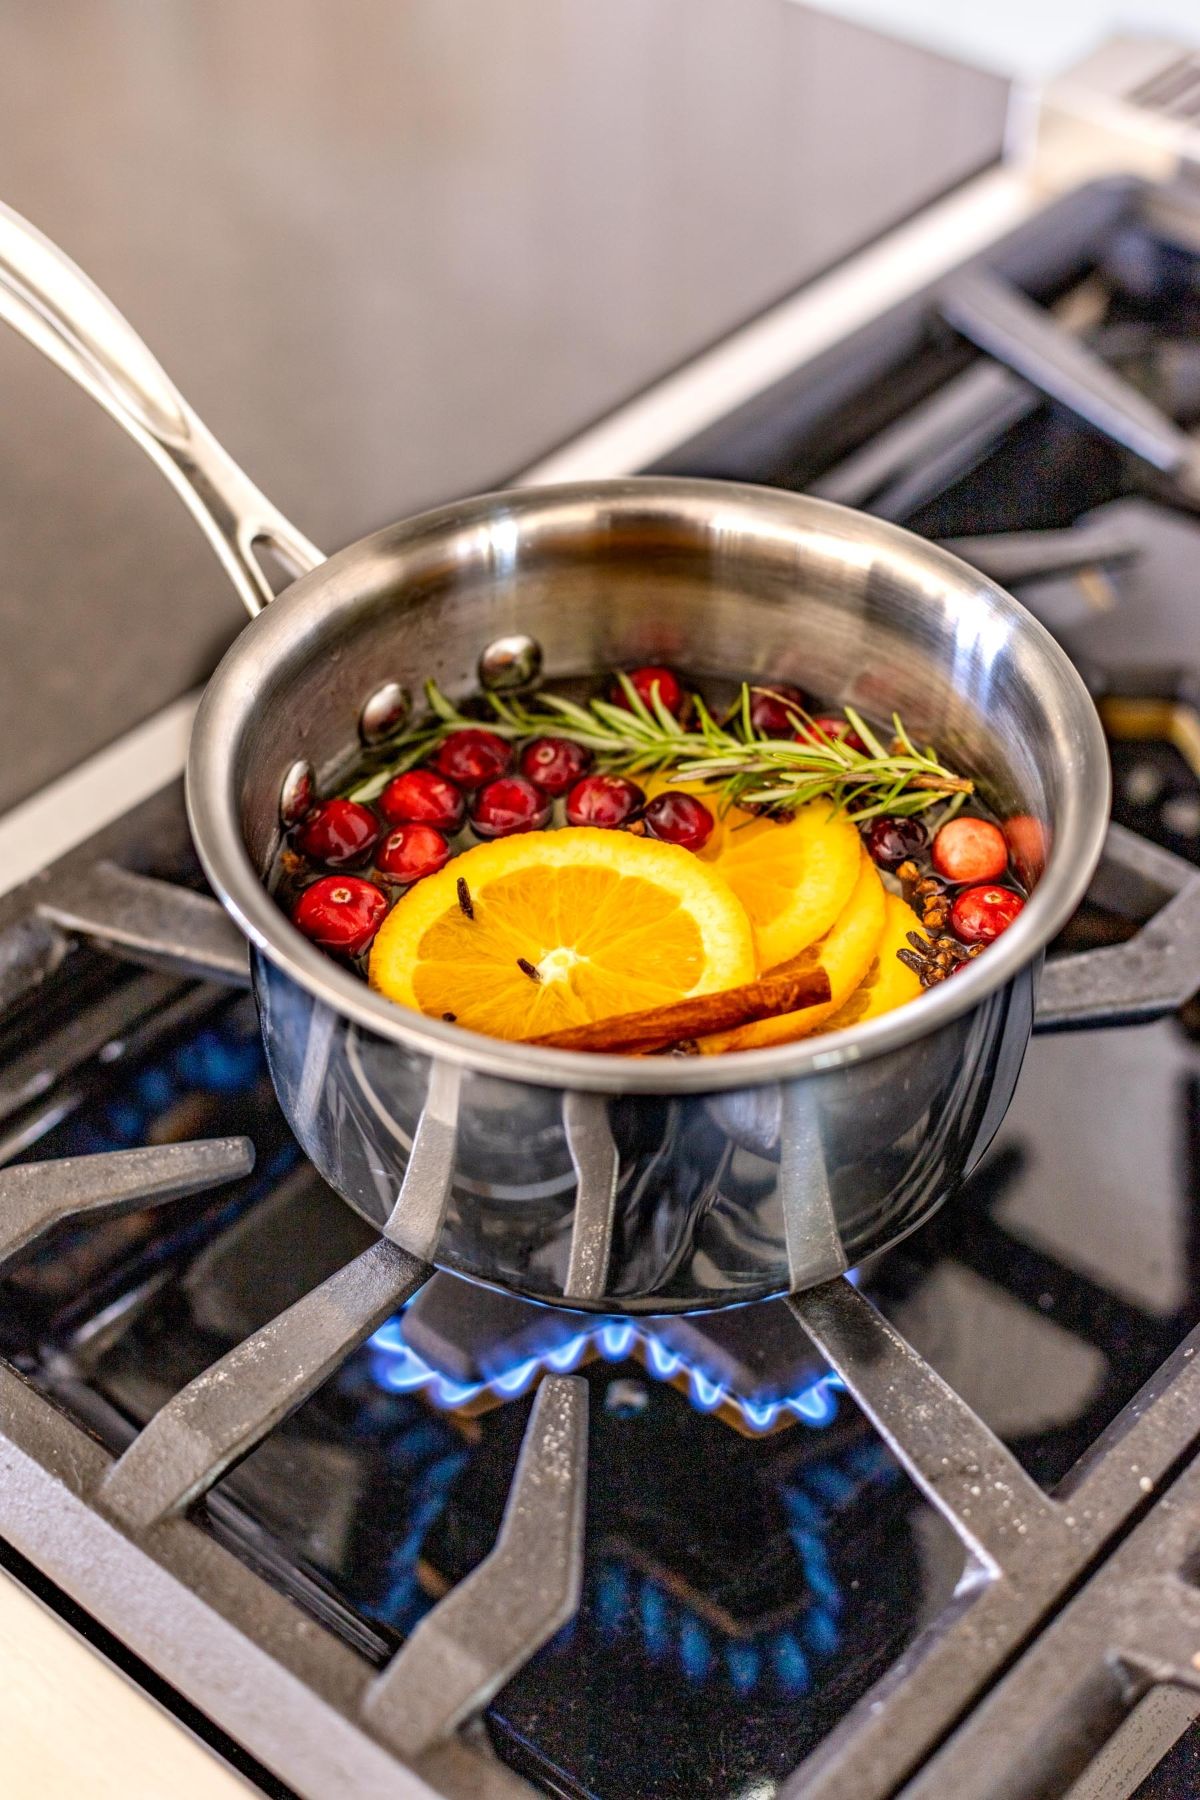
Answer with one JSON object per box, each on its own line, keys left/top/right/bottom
{"left": 349, "top": 676, "right": 972, "bottom": 822}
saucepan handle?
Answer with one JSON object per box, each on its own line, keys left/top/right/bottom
{"left": 0, "top": 200, "right": 323, "bottom": 617}
{"left": 1033, "top": 823, "right": 1200, "bottom": 1031}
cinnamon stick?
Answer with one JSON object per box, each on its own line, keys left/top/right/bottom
{"left": 529, "top": 966, "right": 831, "bottom": 1054}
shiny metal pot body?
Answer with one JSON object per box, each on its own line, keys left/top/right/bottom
{"left": 0, "top": 203, "right": 1109, "bottom": 1313}
{"left": 190, "top": 482, "right": 1101, "bottom": 1312}
{"left": 256, "top": 944, "right": 1032, "bottom": 1310}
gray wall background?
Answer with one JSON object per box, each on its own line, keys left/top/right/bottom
{"left": 0, "top": 0, "right": 1005, "bottom": 812}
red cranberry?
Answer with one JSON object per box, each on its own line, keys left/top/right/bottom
{"left": 643, "top": 791, "right": 714, "bottom": 852}
{"left": 293, "top": 798, "right": 380, "bottom": 869}
{"left": 376, "top": 824, "right": 451, "bottom": 882}
{"left": 748, "top": 683, "right": 808, "bottom": 738}
{"left": 797, "top": 715, "right": 869, "bottom": 755}
{"left": 612, "top": 666, "right": 686, "bottom": 719}
{"left": 291, "top": 876, "right": 388, "bottom": 955}
{"left": 932, "top": 816, "right": 1008, "bottom": 884}
{"left": 469, "top": 775, "right": 552, "bottom": 838}
{"left": 866, "top": 815, "right": 929, "bottom": 871}
{"left": 378, "top": 768, "right": 466, "bottom": 832}
{"left": 431, "top": 729, "right": 512, "bottom": 790}
{"left": 1004, "top": 813, "right": 1048, "bottom": 887}
{"left": 565, "top": 773, "right": 645, "bottom": 828}
{"left": 519, "top": 735, "right": 593, "bottom": 796}
{"left": 950, "top": 885, "right": 1024, "bottom": 945}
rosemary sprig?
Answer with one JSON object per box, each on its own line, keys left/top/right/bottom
{"left": 347, "top": 677, "right": 973, "bottom": 821}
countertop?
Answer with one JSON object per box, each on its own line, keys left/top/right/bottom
{"left": 0, "top": 0, "right": 1005, "bottom": 816}
{"left": 0, "top": 1566, "right": 254, "bottom": 1800}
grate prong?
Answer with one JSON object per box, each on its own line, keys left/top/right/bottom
{"left": 98, "top": 1239, "right": 430, "bottom": 1529}
{"left": 38, "top": 861, "right": 250, "bottom": 987}
{"left": 363, "top": 1372, "right": 588, "bottom": 1760}
{"left": 788, "top": 1278, "right": 1056, "bottom": 1567}
{"left": 382, "top": 1059, "right": 461, "bottom": 1262}
{"left": 899, "top": 1464, "right": 1200, "bottom": 1800}
{"left": 0, "top": 1137, "right": 255, "bottom": 1264}
{"left": 562, "top": 1092, "right": 618, "bottom": 1302}
{"left": 779, "top": 1086, "right": 850, "bottom": 1288}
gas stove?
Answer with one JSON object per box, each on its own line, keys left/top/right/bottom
{"left": 8, "top": 35, "right": 1200, "bottom": 1800}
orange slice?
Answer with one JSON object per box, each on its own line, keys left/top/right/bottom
{"left": 701, "top": 853, "right": 886, "bottom": 1052}
{"left": 822, "top": 893, "right": 926, "bottom": 1030}
{"left": 368, "top": 827, "right": 755, "bottom": 1042}
{"left": 644, "top": 779, "right": 862, "bottom": 971}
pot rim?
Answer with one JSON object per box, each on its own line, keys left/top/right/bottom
{"left": 187, "top": 478, "right": 1111, "bottom": 1095}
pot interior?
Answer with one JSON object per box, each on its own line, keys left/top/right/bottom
{"left": 190, "top": 478, "right": 1109, "bottom": 1088}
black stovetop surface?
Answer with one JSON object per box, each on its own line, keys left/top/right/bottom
{"left": 8, "top": 174, "right": 1200, "bottom": 1797}
{"left": 7, "top": 979, "right": 1200, "bottom": 1797}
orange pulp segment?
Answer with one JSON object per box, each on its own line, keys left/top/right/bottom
{"left": 701, "top": 853, "right": 886, "bottom": 1052}
{"left": 641, "top": 778, "right": 863, "bottom": 970}
{"left": 368, "top": 826, "right": 756, "bottom": 1042}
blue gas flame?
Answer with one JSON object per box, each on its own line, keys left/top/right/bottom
{"left": 360, "top": 1359, "right": 894, "bottom": 1705}
{"left": 575, "top": 1439, "right": 896, "bottom": 1696}
{"left": 368, "top": 1308, "right": 843, "bottom": 1432}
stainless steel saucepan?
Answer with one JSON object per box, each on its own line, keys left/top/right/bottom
{"left": 0, "top": 200, "right": 1115, "bottom": 1313}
